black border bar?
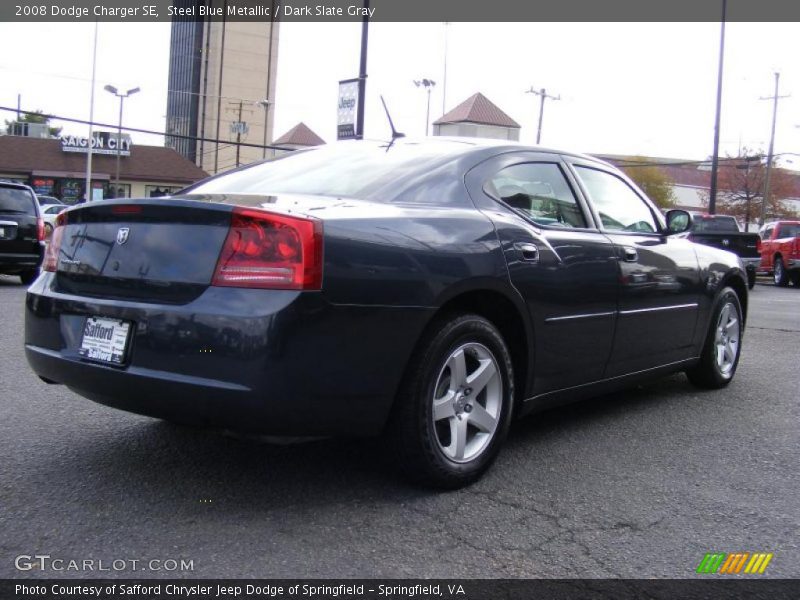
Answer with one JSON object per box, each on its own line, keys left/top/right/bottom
{"left": 3, "top": 0, "right": 800, "bottom": 22}
{"left": 3, "top": 579, "right": 800, "bottom": 600}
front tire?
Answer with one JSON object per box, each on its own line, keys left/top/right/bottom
{"left": 686, "top": 287, "right": 743, "bottom": 389}
{"left": 774, "top": 257, "right": 789, "bottom": 286}
{"left": 19, "top": 269, "right": 38, "bottom": 285}
{"left": 388, "top": 314, "right": 515, "bottom": 489}
{"left": 746, "top": 268, "right": 756, "bottom": 289}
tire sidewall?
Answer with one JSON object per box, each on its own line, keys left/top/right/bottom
{"left": 707, "top": 288, "right": 743, "bottom": 384}
{"left": 417, "top": 315, "right": 515, "bottom": 480}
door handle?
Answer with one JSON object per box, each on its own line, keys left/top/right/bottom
{"left": 514, "top": 242, "right": 539, "bottom": 262}
{"left": 621, "top": 247, "right": 638, "bottom": 262}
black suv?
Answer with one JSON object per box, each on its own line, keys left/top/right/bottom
{"left": 0, "top": 181, "right": 45, "bottom": 284}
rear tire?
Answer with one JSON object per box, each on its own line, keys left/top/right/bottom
{"left": 686, "top": 287, "right": 743, "bottom": 389}
{"left": 19, "top": 269, "right": 38, "bottom": 285}
{"left": 790, "top": 272, "right": 800, "bottom": 287}
{"left": 388, "top": 313, "right": 515, "bottom": 489}
{"left": 774, "top": 257, "right": 789, "bottom": 286}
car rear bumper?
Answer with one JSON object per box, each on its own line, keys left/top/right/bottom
{"left": 0, "top": 249, "right": 43, "bottom": 272}
{"left": 740, "top": 257, "right": 760, "bottom": 269}
{"left": 25, "top": 273, "right": 434, "bottom": 436}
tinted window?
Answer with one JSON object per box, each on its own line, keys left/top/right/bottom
{"left": 574, "top": 166, "right": 658, "bottom": 233}
{"left": 777, "top": 224, "right": 800, "bottom": 238}
{"left": 691, "top": 216, "right": 740, "bottom": 232}
{"left": 485, "top": 163, "right": 587, "bottom": 228}
{"left": 0, "top": 187, "right": 36, "bottom": 214}
{"left": 189, "top": 141, "right": 470, "bottom": 201}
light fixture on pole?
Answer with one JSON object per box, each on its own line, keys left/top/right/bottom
{"left": 256, "top": 99, "right": 272, "bottom": 159}
{"left": 103, "top": 84, "right": 140, "bottom": 197}
{"left": 414, "top": 79, "right": 436, "bottom": 136}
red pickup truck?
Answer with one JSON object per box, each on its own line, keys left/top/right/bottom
{"left": 758, "top": 220, "right": 800, "bottom": 286}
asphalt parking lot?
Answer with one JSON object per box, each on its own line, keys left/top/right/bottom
{"left": 1, "top": 275, "right": 798, "bottom": 579}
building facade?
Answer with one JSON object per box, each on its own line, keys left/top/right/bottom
{"left": 0, "top": 135, "right": 208, "bottom": 203}
{"left": 166, "top": 1, "right": 280, "bottom": 174}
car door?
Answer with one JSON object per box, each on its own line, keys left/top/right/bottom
{"left": 465, "top": 152, "right": 619, "bottom": 395}
{"left": 567, "top": 160, "right": 702, "bottom": 377}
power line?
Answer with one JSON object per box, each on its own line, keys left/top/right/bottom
{"left": 0, "top": 106, "right": 295, "bottom": 153}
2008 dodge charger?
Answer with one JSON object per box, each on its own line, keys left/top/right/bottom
{"left": 25, "top": 139, "right": 748, "bottom": 488}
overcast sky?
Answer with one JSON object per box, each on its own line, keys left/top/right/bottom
{"left": 0, "top": 21, "right": 798, "bottom": 164}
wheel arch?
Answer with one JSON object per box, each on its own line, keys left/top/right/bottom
{"left": 416, "top": 284, "right": 534, "bottom": 415}
{"left": 721, "top": 271, "right": 748, "bottom": 327}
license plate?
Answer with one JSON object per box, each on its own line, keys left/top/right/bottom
{"left": 79, "top": 317, "right": 131, "bottom": 365}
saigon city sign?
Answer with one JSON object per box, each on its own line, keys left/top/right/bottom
{"left": 60, "top": 132, "right": 131, "bottom": 157}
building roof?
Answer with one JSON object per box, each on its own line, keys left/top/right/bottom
{"left": 273, "top": 123, "right": 325, "bottom": 147}
{"left": 0, "top": 136, "right": 208, "bottom": 183}
{"left": 596, "top": 153, "right": 800, "bottom": 199}
{"left": 433, "top": 93, "right": 521, "bottom": 128}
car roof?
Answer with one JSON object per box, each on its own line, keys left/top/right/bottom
{"left": 349, "top": 136, "right": 614, "bottom": 170}
{"left": 0, "top": 180, "right": 33, "bottom": 191}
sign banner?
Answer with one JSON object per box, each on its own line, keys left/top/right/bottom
{"left": 337, "top": 79, "right": 359, "bottom": 140}
{"left": 60, "top": 132, "right": 131, "bottom": 156}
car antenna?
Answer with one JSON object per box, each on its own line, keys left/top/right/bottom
{"left": 380, "top": 95, "right": 405, "bottom": 144}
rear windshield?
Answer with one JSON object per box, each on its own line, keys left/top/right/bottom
{"left": 691, "top": 216, "right": 739, "bottom": 232}
{"left": 0, "top": 186, "right": 36, "bottom": 214}
{"left": 187, "top": 141, "right": 470, "bottom": 200}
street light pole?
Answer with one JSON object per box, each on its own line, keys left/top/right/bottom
{"left": 708, "top": 0, "right": 727, "bottom": 215}
{"left": 257, "top": 99, "right": 271, "bottom": 159}
{"left": 355, "top": 0, "right": 369, "bottom": 139}
{"left": 414, "top": 79, "right": 436, "bottom": 136}
{"left": 103, "top": 85, "right": 140, "bottom": 197}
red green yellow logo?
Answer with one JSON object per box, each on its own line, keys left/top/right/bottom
{"left": 696, "top": 552, "right": 774, "bottom": 575}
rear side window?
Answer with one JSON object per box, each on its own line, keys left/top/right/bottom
{"left": 691, "top": 216, "right": 739, "bottom": 232}
{"left": 573, "top": 166, "right": 658, "bottom": 233}
{"left": 484, "top": 163, "right": 588, "bottom": 228}
{"left": 776, "top": 224, "right": 800, "bottom": 238}
{"left": 0, "top": 187, "right": 36, "bottom": 214}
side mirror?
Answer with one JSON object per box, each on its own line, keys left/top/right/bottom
{"left": 665, "top": 209, "right": 692, "bottom": 234}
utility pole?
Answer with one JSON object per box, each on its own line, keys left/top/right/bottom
{"left": 758, "top": 72, "right": 790, "bottom": 226}
{"left": 708, "top": 0, "right": 727, "bottom": 215}
{"left": 525, "top": 86, "right": 560, "bottom": 145}
{"left": 356, "top": 0, "right": 369, "bottom": 139}
{"left": 226, "top": 100, "right": 252, "bottom": 168}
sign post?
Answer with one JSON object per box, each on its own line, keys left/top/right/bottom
{"left": 337, "top": 78, "right": 359, "bottom": 140}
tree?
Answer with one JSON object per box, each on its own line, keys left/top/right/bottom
{"left": 4, "top": 110, "right": 62, "bottom": 137}
{"left": 702, "top": 148, "right": 796, "bottom": 228}
{"left": 620, "top": 157, "right": 676, "bottom": 209}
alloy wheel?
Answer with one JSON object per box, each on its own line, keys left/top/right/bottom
{"left": 714, "top": 302, "right": 740, "bottom": 376}
{"left": 431, "top": 342, "right": 502, "bottom": 463}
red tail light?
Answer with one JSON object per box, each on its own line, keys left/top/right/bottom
{"left": 212, "top": 208, "right": 323, "bottom": 290}
{"left": 43, "top": 225, "right": 65, "bottom": 272}
{"left": 112, "top": 205, "right": 143, "bottom": 215}
{"left": 756, "top": 237, "right": 762, "bottom": 252}
{"left": 36, "top": 218, "right": 45, "bottom": 242}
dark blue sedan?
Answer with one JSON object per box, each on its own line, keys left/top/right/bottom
{"left": 25, "top": 139, "right": 748, "bottom": 488}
